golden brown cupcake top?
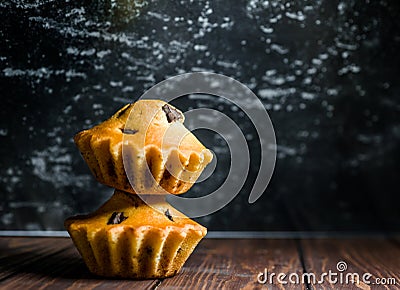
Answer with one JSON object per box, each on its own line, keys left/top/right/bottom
{"left": 65, "top": 190, "right": 206, "bottom": 234}
{"left": 75, "top": 100, "right": 212, "bottom": 161}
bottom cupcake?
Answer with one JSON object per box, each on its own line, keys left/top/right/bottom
{"left": 65, "top": 190, "right": 207, "bottom": 279}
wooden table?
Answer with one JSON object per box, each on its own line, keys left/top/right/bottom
{"left": 0, "top": 237, "right": 399, "bottom": 289}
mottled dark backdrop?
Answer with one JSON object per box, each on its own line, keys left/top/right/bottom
{"left": 1, "top": 0, "right": 399, "bottom": 232}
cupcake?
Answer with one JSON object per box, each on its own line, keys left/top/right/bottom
{"left": 74, "top": 100, "right": 213, "bottom": 195}
{"left": 68, "top": 100, "right": 211, "bottom": 279}
{"left": 65, "top": 190, "right": 207, "bottom": 278}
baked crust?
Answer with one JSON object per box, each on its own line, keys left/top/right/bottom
{"left": 74, "top": 100, "right": 213, "bottom": 194}
{"left": 65, "top": 190, "right": 207, "bottom": 278}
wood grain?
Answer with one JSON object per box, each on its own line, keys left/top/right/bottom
{"left": 0, "top": 237, "right": 157, "bottom": 289}
{"left": 301, "top": 238, "right": 400, "bottom": 290}
{"left": 0, "top": 237, "right": 399, "bottom": 289}
{"left": 0, "top": 237, "right": 70, "bottom": 281}
{"left": 160, "top": 238, "right": 304, "bottom": 289}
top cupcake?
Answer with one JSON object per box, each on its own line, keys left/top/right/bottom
{"left": 74, "top": 100, "right": 213, "bottom": 195}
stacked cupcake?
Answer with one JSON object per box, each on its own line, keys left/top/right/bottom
{"left": 65, "top": 100, "right": 213, "bottom": 279}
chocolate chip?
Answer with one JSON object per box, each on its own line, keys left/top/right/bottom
{"left": 107, "top": 212, "right": 128, "bottom": 225}
{"left": 121, "top": 128, "right": 138, "bottom": 134}
{"left": 165, "top": 208, "right": 174, "bottom": 222}
{"left": 146, "top": 246, "right": 153, "bottom": 255}
{"left": 162, "top": 104, "right": 183, "bottom": 123}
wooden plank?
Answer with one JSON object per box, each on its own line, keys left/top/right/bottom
{"left": 3, "top": 237, "right": 399, "bottom": 289}
{"left": 0, "top": 237, "right": 157, "bottom": 289}
{"left": 160, "top": 238, "right": 305, "bottom": 289}
{"left": 301, "top": 238, "right": 400, "bottom": 289}
{"left": 0, "top": 237, "right": 71, "bottom": 280}
{"left": 0, "top": 237, "right": 65, "bottom": 258}
{"left": 390, "top": 237, "right": 400, "bottom": 248}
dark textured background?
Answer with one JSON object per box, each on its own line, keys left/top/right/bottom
{"left": 1, "top": 0, "right": 399, "bottom": 232}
